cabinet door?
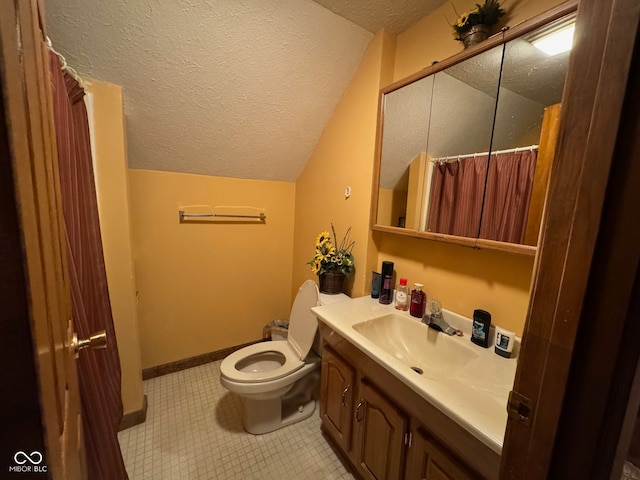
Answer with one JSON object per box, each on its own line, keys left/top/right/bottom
{"left": 405, "top": 427, "right": 479, "bottom": 480}
{"left": 320, "top": 347, "right": 355, "bottom": 451}
{"left": 353, "top": 380, "right": 408, "bottom": 480}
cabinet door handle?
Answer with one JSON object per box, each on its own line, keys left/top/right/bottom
{"left": 405, "top": 431, "right": 413, "bottom": 447}
{"left": 355, "top": 400, "right": 364, "bottom": 422}
{"left": 341, "top": 386, "right": 350, "bottom": 406}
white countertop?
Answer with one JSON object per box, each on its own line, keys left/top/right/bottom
{"left": 312, "top": 295, "right": 519, "bottom": 454}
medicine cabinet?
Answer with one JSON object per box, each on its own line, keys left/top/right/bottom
{"left": 372, "top": 6, "right": 575, "bottom": 255}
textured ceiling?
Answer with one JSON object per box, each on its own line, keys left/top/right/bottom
{"left": 45, "top": 0, "right": 377, "bottom": 182}
{"left": 311, "top": 0, "right": 448, "bottom": 33}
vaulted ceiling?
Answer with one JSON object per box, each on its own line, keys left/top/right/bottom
{"left": 45, "top": 0, "right": 447, "bottom": 182}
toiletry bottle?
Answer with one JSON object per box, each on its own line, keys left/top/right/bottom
{"left": 494, "top": 326, "right": 515, "bottom": 358}
{"left": 395, "top": 278, "right": 409, "bottom": 311}
{"left": 409, "top": 283, "right": 426, "bottom": 318}
{"left": 471, "top": 309, "right": 492, "bottom": 348}
{"left": 371, "top": 271, "right": 381, "bottom": 299}
{"left": 380, "top": 275, "right": 393, "bottom": 304}
{"left": 379, "top": 261, "right": 394, "bottom": 304}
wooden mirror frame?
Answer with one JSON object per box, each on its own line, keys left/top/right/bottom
{"left": 370, "top": 1, "right": 578, "bottom": 257}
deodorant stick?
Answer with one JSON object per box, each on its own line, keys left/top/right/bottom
{"left": 494, "top": 326, "right": 515, "bottom": 358}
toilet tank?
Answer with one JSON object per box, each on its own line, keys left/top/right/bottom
{"left": 313, "top": 292, "right": 351, "bottom": 354}
{"left": 319, "top": 292, "right": 350, "bottom": 306}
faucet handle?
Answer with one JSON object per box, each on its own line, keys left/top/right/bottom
{"left": 428, "top": 299, "right": 442, "bottom": 316}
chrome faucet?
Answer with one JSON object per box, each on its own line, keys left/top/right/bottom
{"left": 421, "top": 300, "right": 457, "bottom": 336}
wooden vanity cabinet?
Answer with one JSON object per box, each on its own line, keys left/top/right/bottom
{"left": 405, "top": 425, "right": 480, "bottom": 480}
{"left": 319, "top": 332, "right": 492, "bottom": 480}
{"left": 353, "top": 380, "right": 407, "bottom": 480}
{"left": 320, "top": 346, "right": 356, "bottom": 452}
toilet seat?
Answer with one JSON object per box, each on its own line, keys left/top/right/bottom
{"left": 220, "top": 280, "right": 321, "bottom": 385}
{"left": 220, "top": 341, "right": 304, "bottom": 383}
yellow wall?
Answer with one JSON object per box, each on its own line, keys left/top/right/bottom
{"left": 85, "top": 79, "right": 144, "bottom": 415}
{"left": 374, "top": 235, "right": 535, "bottom": 334}
{"left": 406, "top": 152, "right": 427, "bottom": 230}
{"left": 292, "top": 30, "right": 396, "bottom": 299}
{"left": 377, "top": 188, "right": 395, "bottom": 226}
{"left": 377, "top": 187, "right": 408, "bottom": 227}
{"left": 128, "top": 170, "right": 295, "bottom": 368}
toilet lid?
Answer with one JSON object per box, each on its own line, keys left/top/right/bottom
{"left": 287, "top": 280, "right": 320, "bottom": 361}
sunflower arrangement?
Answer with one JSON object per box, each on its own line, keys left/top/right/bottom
{"left": 308, "top": 225, "right": 355, "bottom": 277}
{"left": 451, "top": 0, "right": 505, "bottom": 42}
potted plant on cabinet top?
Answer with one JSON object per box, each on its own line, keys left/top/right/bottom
{"left": 308, "top": 225, "right": 355, "bottom": 294}
{"left": 451, "top": 0, "right": 506, "bottom": 48}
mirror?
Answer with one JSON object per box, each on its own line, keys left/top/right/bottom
{"left": 376, "top": 75, "right": 434, "bottom": 229}
{"left": 372, "top": 10, "right": 575, "bottom": 254}
{"left": 425, "top": 45, "right": 503, "bottom": 237}
{"left": 478, "top": 15, "right": 572, "bottom": 246}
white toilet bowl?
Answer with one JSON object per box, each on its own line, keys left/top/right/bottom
{"left": 219, "top": 280, "right": 349, "bottom": 434}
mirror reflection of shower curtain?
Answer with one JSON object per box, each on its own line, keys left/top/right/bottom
{"left": 427, "top": 156, "right": 488, "bottom": 238}
{"left": 427, "top": 150, "right": 537, "bottom": 242}
{"left": 479, "top": 150, "right": 538, "bottom": 244}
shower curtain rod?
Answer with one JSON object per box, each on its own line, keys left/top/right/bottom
{"left": 46, "top": 36, "right": 84, "bottom": 86}
{"left": 430, "top": 144, "right": 539, "bottom": 163}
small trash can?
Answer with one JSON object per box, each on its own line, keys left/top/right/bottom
{"left": 263, "top": 319, "right": 289, "bottom": 341}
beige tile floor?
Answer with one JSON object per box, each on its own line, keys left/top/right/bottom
{"left": 118, "top": 359, "right": 640, "bottom": 479}
{"left": 118, "top": 360, "right": 354, "bottom": 480}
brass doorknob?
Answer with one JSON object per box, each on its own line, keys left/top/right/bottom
{"left": 71, "top": 330, "right": 107, "bottom": 358}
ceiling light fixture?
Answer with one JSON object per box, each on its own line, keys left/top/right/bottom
{"left": 531, "top": 23, "right": 576, "bottom": 56}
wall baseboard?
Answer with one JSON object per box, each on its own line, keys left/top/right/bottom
{"left": 119, "top": 395, "right": 148, "bottom": 431}
{"left": 141, "top": 339, "right": 263, "bottom": 380}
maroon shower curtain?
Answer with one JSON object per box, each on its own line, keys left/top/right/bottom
{"left": 479, "top": 150, "right": 538, "bottom": 244}
{"left": 427, "top": 155, "right": 488, "bottom": 237}
{"left": 427, "top": 150, "right": 537, "bottom": 243}
{"left": 49, "top": 51, "right": 128, "bottom": 480}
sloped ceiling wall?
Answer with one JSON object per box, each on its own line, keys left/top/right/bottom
{"left": 45, "top": 0, "right": 373, "bottom": 182}
{"left": 312, "top": 0, "right": 448, "bottom": 34}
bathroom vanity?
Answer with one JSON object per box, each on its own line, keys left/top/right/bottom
{"left": 312, "top": 297, "right": 518, "bottom": 480}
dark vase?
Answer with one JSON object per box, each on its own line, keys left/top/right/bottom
{"left": 319, "top": 271, "right": 345, "bottom": 294}
{"left": 462, "top": 24, "right": 490, "bottom": 49}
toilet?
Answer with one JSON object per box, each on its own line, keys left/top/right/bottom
{"left": 219, "top": 280, "right": 349, "bottom": 434}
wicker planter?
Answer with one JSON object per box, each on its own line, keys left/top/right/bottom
{"left": 319, "top": 272, "right": 345, "bottom": 294}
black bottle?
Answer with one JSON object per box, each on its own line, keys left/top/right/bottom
{"left": 379, "top": 261, "right": 394, "bottom": 304}
{"left": 471, "top": 309, "right": 492, "bottom": 348}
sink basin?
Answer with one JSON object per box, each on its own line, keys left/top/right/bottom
{"left": 352, "top": 313, "right": 478, "bottom": 379}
